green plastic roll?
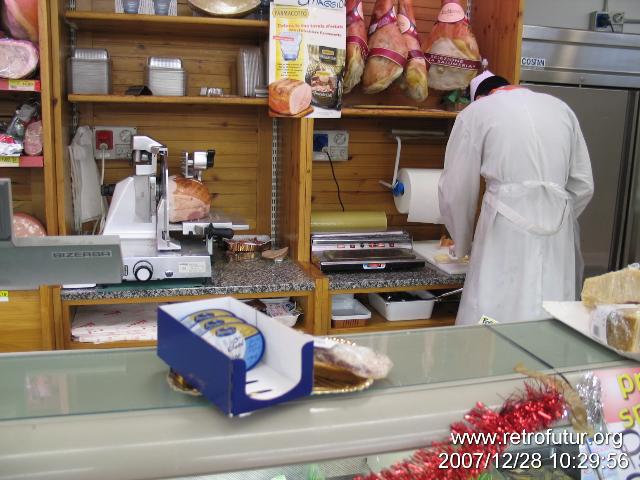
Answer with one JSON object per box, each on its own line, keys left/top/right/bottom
{"left": 311, "top": 211, "right": 387, "bottom": 232}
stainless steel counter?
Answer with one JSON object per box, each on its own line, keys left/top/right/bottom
{"left": 0, "top": 320, "right": 630, "bottom": 480}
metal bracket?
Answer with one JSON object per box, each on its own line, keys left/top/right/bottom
{"left": 71, "top": 103, "right": 80, "bottom": 136}
{"left": 271, "top": 118, "right": 280, "bottom": 245}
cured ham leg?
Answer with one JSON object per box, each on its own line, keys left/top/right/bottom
{"left": 361, "top": 0, "right": 408, "bottom": 94}
{"left": 423, "top": 0, "right": 481, "bottom": 91}
{"left": 168, "top": 175, "right": 211, "bottom": 223}
{"left": 343, "top": 0, "right": 368, "bottom": 94}
{"left": 397, "top": 0, "right": 428, "bottom": 101}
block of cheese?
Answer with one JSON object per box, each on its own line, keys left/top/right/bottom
{"left": 606, "top": 307, "right": 640, "bottom": 352}
{"left": 582, "top": 267, "right": 640, "bottom": 308}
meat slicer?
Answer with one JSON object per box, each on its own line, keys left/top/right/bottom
{"left": 102, "top": 135, "right": 247, "bottom": 282}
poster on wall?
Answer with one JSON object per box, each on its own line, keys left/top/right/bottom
{"left": 268, "top": 0, "right": 346, "bottom": 118}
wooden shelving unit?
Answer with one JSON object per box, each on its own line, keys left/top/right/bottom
{"left": 65, "top": 11, "right": 269, "bottom": 38}
{"left": 68, "top": 94, "right": 267, "bottom": 106}
{"left": 0, "top": 0, "right": 58, "bottom": 353}
{"left": 26, "top": 0, "right": 524, "bottom": 350}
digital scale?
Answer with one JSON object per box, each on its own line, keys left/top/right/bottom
{"left": 311, "top": 231, "right": 426, "bottom": 272}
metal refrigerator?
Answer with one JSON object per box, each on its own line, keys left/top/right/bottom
{"left": 520, "top": 25, "right": 640, "bottom": 278}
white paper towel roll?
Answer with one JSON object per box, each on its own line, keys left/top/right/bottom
{"left": 393, "top": 168, "right": 443, "bottom": 223}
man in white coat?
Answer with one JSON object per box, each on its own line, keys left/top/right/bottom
{"left": 438, "top": 71, "right": 594, "bottom": 326}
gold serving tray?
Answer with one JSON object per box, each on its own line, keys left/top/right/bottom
{"left": 188, "top": 0, "right": 260, "bottom": 18}
{"left": 167, "top": 365, "right": 374, "bottom": 397}
{"left": 312, "top": 361, "right": 374, "bottom": 395}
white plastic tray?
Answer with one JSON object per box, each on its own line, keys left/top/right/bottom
{"left": 368, "top": 291, "right": 435, "bottom": 321}
{"left": 543, "top": 301, "right": 640, "bottom": 362}
{"left": 331, "top": 294, "right": 371, "bottom": 321}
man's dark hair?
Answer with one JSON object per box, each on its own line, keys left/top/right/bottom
{"left": 474, "top": 75, "right": 510, "bottom": 100}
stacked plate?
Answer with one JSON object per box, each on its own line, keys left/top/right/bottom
{"left": 145, "top": 57, "right": 186, "bottom": 96}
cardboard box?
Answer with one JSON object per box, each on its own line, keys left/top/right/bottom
{"left": 157, "top": 297, "right": 314, "bottom": 416}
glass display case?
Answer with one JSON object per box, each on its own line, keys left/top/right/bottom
{"left": 0, "top": 320, "right": 630, "bottom": 480}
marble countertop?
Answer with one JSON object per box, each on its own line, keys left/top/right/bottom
{"left": 60, "top": 256, "right": 316, "bottom": 301}
{"left": 327, "top": 264, "right": 465, "bottom": 291}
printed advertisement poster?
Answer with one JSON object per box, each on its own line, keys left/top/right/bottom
{"left": 268, "top": 0, "right": 346, "bottom": 118}
{"left": 579, "top": 367, "right": 640, "bottom": 479}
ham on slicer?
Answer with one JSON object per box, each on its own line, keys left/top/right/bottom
{"left": 101, "top": 136, "right": 249, "bottom": 282}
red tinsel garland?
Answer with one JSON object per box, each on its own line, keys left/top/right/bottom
{"left": 355, "top": 383, "right": 565, "bottom": 480}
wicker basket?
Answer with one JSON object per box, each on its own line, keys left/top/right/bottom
{"left": 331, "top": 317, "right": 368, "bottom": 329}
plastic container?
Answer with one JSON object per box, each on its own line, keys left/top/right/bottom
{"left": 69, "top": 48, "right": 111, "bottom": 94}
{"left": 331, "top": 294, "right": 371, "bottom": 328}
{"left": 145, "top": 57, "right": 186, "bottom": 96}
{"left": 236, "top": 47, "right": 263, "bottom": 97}
{"left": 368, "top": 291, "right": 435, "bottom": 321}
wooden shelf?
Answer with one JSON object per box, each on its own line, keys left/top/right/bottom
{"left": 68, "top": 339, "right": 157, "bottom": 350}
{"left": 64, "top": 11, "right": 269, "bottom": 38}
{"left": 0, "top": 156, "right": 44, "bottom": 168}
{"left": 68, "top": 94, "right": 267, "bottom": 106}
{"left": 342, "top": 106, "right": 458, "bottom": 119}
{"left": 329, "top": 299, "right": 458, "bottom": 334}
{"left": 0, "top": 79, "right": 41, "bottom": 92}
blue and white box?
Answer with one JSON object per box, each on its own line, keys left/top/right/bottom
{"left": 157, "top": 297, "right": 314, "bottom": 416}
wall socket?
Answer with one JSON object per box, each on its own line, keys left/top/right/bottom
{"left": 93, "top": 126, "right": 137, "bottom": 160}
{"left": 590, "top": 10, "right": 625, "bottom": 32}
{"left": 312, "top": 130, "right": 349, "bottom": 161}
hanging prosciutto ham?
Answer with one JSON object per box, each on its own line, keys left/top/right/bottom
{"left": 397, "top": 0, "right": 428, "bottom": 101}
{"left": 361, "top": 0, "right": 408, "bottom": 94}
{"left": 423, "top": 0, "right": 481, "bottom": 91}
{"left": 343, "top": 0, "right": 368, "bottom": 94}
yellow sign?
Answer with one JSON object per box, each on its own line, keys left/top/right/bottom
{"left": 0, "top": 291, "right": 8, "bottom": 303}
{"left": 478, "top": 315, "right": 498, "bottom": 325}
{"left": 8, "top": 79, "right": 38, "bottom": 91}
{"left": 0, "top": 156, "right": 19, "bottom": 167}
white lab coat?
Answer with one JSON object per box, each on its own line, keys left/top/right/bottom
{"left": 438, "top": 88, "right": 594, "bottom": 326}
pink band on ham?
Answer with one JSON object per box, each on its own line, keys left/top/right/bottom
{"left": 369, "top": 7, "right": 398, "bottom": 36}
{"left": 408, "top": 49, "right": 424, "bottom": 60}
{"left": 347, "top": 35, "right": 369, "bottom": 57}
{"left": 398, "top": 14, "right": 420, "bottom": 41}
{"left": 369, "top": 47, "right": 407, "bottom": 67}
{"left": 425, "top": 52, "right": 481, "bottom": 70}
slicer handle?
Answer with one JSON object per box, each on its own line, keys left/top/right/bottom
{"left": 204, "top": 225, "right": 234, "bottom": 240}
{"left": 206, "top": 149, "right": 215, "bottom": 168}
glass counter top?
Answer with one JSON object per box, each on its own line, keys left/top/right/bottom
{"left": 0, "top": 319, "right": 628, "bottom": 422}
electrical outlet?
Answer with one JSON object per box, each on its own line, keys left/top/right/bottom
{"left": 93, "top": 126, "right": 137, "bottom": 160}
{"left": 312, "top": 130, "right": 349, "bottom": 161}
{"left": 611, "top": 11, "right": 625, "bottom": 32}
{"left": 590, "top": 10, "right": 624, "bottom": 32}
